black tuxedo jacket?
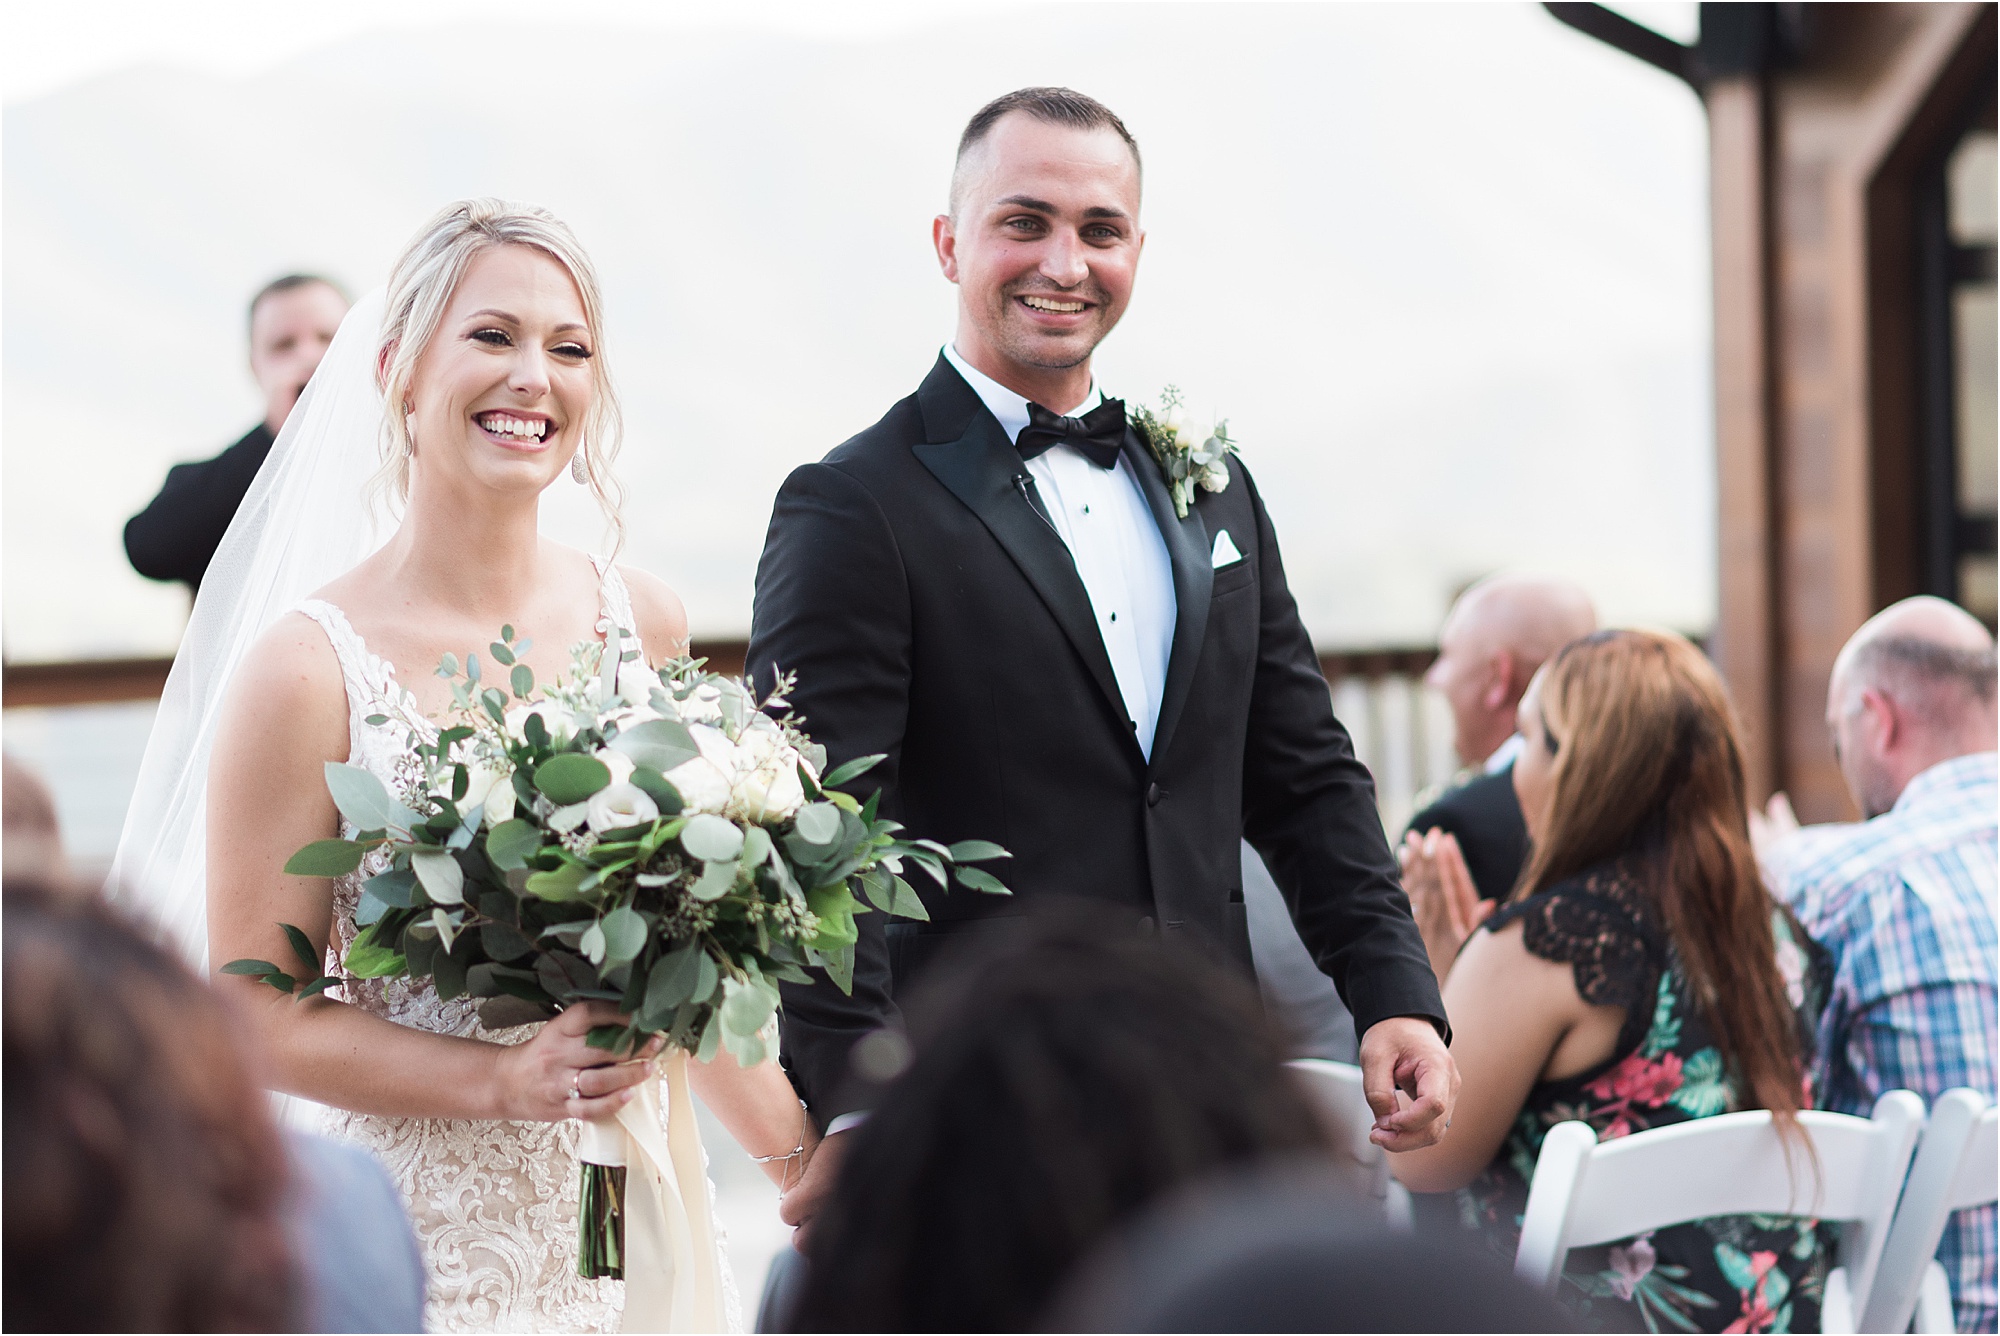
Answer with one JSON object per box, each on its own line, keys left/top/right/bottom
{"left": 1406, "top": 764, "right": 1528, "bottom": 903}
{"left": 746, "top": 357, "right": 1445, "bottom": 1118}
{"left": 124, "top": 423, "right": 275, "bottom": 590}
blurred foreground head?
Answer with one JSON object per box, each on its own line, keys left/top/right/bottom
{"left": 4, "top": 887, "right": 297, "bottom": 1331}
{"left": 1426, "top": 574, "right": 1598, "bottom": 767}
{"left": 788, "top": 908, "right": 1333, "bottom": 1332}
{"left": 1826, "top": 595, "right": 1997, "bottom": 818}
{"left": 1052, "top": 1162, "right": 1575, "bottom": 1332}
{"left": 3, "top": 753, "right": 65, "bottom": 887}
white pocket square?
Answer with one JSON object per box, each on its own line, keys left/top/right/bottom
{"left": 1210, "top": 530, "right": 1243, "bottom": 568}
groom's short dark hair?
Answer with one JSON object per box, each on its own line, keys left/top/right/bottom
{"left": 953, "top": 88, "right": 1141, "bottom": 207}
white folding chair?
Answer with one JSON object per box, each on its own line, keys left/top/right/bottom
{"left": 1862, "top": 1088, "right": 1999, "bottom": 1334}
{"left": 1513, "top": 1089, "right": 1924, "bottom": 1330}
{"left": 1286, "top": 1058, "right": 1414, "bottom": 1229}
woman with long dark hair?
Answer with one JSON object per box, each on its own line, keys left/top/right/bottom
{"left": 1393, "top": 629, "right": 1828, "bottom": 1333}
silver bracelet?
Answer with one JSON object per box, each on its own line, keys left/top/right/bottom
{"left": 749, "top": 1099, "right": 811, "bottom": 1188}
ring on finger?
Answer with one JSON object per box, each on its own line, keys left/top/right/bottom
{"left": 568, "top": 1073, "right": 582, "bottom": 1101}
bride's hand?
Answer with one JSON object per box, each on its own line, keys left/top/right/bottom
{"left": 492, "top": 1001, "right": 663, "bottom": 1122}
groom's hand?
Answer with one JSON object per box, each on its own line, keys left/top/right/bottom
{"left": 777, "top": 1128, "right": 850, "bottom": 1250}
{"left": 1358, "top": 1015, "right": 1458, "bottom": 1152}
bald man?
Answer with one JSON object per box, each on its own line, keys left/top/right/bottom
{"left": 1406, "top": 575, "right": 1598, "bottom": 900}
{"left": 1768, "top": 596, "right": 1997, "bottom": 1332}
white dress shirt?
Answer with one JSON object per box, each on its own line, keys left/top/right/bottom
{"left": 942, "top": 344, "right": 1178, "bottom": 759}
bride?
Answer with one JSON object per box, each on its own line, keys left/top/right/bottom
{"left": 114, "top": 199, "right": 815, "bottom": 1332}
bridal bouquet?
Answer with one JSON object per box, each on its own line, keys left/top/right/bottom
{"left": 227, "top": 627, "right": 1009, "bottom": 1280}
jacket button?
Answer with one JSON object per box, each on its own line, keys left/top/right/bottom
{"left": 1146, "top": 783, "right": 1163, "bottom": 807}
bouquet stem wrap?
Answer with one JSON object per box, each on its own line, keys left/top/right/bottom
{"left": 577, "top": 1050, "right": 724, "bottom": 1331}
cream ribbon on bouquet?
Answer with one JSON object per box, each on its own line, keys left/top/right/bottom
{"left": 576, "top": 1048, "right": 725, "bottom": 1332}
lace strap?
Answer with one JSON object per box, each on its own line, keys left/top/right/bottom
{"left": 591, "top": 556, "right": 645, "bottom": 661}
{"left": 296, "top": 598, "right": 381, "bottom": 716}
{"left": 1485, "top": 872, "right": 1665, "bottom": 1018}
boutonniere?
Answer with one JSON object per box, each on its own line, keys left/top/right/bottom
{"left": 1129, "top": 387, "right": 1239, "bottom": 519}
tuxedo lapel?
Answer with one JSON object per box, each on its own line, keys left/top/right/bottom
{"left": 911, "top": 358, "right": 1130, "bottom": 737}
{"left": 1123, "top": 429, "right": 1214, "bottom": 767}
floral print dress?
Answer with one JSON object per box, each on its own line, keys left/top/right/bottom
{"left": 1461, "top": 861, "right": 1832, "bottom": 1334}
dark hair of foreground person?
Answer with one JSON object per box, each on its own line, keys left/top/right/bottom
{"left": 3, "top": 882, "right": 299, "bottom": 1331}
{"left": 1052, "top": 1161, "right": 1577, "bottom": 1333}
{"left": 785, "top": 909, "right": 1338, "bottom": 1332}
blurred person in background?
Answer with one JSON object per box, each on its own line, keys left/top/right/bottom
{"left": 124, "top": 274, "right": 348, "bottom": 591}
{"left": 1394, "top": 630, "right": 1831, "bottom": 1333}
{"left": 5, "top": 883, "right": 300, "bottom": 1331}
{"left": 1406, "top": 574, "right": 1598, "bottom": 902}
{"left": 1761, "top": 596, "right": 1997, "bottom": 1332}
{"left": 4, "top": 883, "right": 425, "bottom": 1332}
{"left": 4, "top": 752, "right": 67, "bottom": 887}
{"left": 1051, "top": 1161, "right": 1575, "bottom": 1333}
{"left": 781, "top": 910, "right": 1339, "bottom": 1333}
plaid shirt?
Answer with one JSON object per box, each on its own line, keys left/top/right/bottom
{"left": 1774, "top": 752, "right": 1998, "bottom": 1333}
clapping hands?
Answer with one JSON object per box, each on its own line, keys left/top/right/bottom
{"left": 1398, "top": 828, "right": 1494, "bottom": 987}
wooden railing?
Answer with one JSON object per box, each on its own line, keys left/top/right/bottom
{"left": 3, "top": 644, "right": 1448, "bottom": 830}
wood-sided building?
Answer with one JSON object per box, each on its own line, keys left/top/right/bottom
{"left": 1553, "top": 2, "right": 1997, "bottom": 820}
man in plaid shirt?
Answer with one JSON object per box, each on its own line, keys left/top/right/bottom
{"left": 1767, "top": 597, "right": 1997, "bottom": 1332}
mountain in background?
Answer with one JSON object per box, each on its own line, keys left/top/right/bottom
{"left": 1, "top": 3, "right": 1712, "bottom": 660}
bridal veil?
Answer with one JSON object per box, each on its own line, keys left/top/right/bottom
{"left": 110, "top": 289, "right": 393, "bottom": 970}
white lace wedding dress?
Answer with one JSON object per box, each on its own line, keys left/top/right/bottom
{"left": 295, "top": 562, "right": 740, "bottom": 1333}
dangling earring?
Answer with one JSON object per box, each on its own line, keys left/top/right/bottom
{"left": 571, "top": 448, "right": 589, "bottom": 484}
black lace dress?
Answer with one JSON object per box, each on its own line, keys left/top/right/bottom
{"left": 1460, "top": 861, "right": 1831, "bottom": 1334}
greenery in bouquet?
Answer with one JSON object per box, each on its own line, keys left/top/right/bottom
{"left": 227, "top": 626, "right": 1011, "bottom": 1068}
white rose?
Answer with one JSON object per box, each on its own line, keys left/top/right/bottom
{"left": 593, "top": 747, "right": 636, "bottom": 787}
{"left": 733, "top": 746, "right": 805, "bottom": 824}
{"left": 664, "top": 726, "right": 737, "bottom": 814}
{"left": 616, "top": 656, "right": 658, "bottom": 705}
{"left": 736, "top": 713, "right": 783, "bottom": 766}
{"left": 586, "top": 781, "right": 660, "bottom": 834}
{"left": 1199, "top": 461, "right": 1230, "bottom": 493}
{"left": 481, "top": 775, "right": 517, "bottom": 826}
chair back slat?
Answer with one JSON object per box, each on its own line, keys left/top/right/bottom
{"left": 1861, "top": 1090, "right": 1997, "bottom": 1334}
{"left": 1515, "top": 1090, "right": 1924, "bottom": 1319}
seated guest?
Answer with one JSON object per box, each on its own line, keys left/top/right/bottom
{"left": 1407, "top": 574, "right": 1597, "bottom": 901}
{"left": 1393, "top": 630, "right": 1829, "bottom": 1333}
{"left": 783, "top": 910, "right": 1337, "bottom": 1333}
{"left": 4, "top": 885, "right": 423, "bottom": 1332}
{"left": 124, "top": 274, "right": 348, "bottom": 591}
{"left": 3, "top": 753, "right": 66, "bottom": 887}
{"left": 1766, "top": 596, "right": 1996, "bottom": 1333}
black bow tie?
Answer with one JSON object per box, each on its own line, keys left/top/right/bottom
{"left": 1017, "top": 398, "right": 1128, "bottom": 470}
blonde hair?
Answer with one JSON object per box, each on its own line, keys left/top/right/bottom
{"left": 375, "top": 199, "right": 623, "bottom": 546}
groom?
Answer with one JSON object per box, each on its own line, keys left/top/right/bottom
{"left": 747, "top": 87, "right": 1457, "bottom": 1228}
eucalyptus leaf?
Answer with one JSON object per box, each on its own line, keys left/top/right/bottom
{"left": 480, "top": 920, "right": 535, "bottom": 962}
{"left": 525, "top": 863, "right": 589, "bottom": 901}
{"left": 536, "top": 753, "right": 611, "bottom": 804}
{"left": 793, "top": 802, "right": 842, "bottom": 846}
{"left": 946, "top": 839, "right": 1010, "bottom": 863}
{"left": 609, "top": 718, "right": 700, "bottom": 773}
{"left": 741, "top": 826, "right": 774, "bottom": 866}
{"left": 511, "top": 663, "right": 534, "bottom": 699}
{"left": 680, "top": 814, "right": 744, "bottom": 863}
{"left": 364, "top": 867, "right": 419, "bottom": 908}
{"left": 695, "top": 1009, "right": 724, "bottom": 1064}
{"left": 629, "top": 767, "right": 683, "bottom": 814}
{"left": 690, "top": 859, "right": 738, "bottom": 902}
{"left": 323, "top": 762, "right": 394, "bottom": 832}
{"left": 889, "top": 875, "right": 931, "bottom": 921}
{"left": 411, "top": 848, "right": 465, "bottom": 905}
{"left": 645, "top": 943, "right": 702, "bottom": 1021}
{"left": 490, "top": 641, "right": 516, "bottom": 666}
{"left": 954, "top": 866, "right": 1013, "bottom": 895}
{"left": 693, "top": 950, "right": 719, "bottom": 1006}
{"left": 284, "top": 838, "right": 367, "bottom": 878}
{"left": 344, "top": 930, "right": 406, "bottom": 979}
{"left": 431, "top": 906, "right": 461, "bottom": 952}
{"left": 485, "top": 819, "right": 540, "bottom": 871}
{"left": 354, "top": 891, "right": 388, "bottom": 925}
{"left": 433, "top": 943, "right": 467, "bottom": 1001}
{"left": 599, "top": 906, "right": 646, "bottom": 969}
{"left": 281, "top": 923, "right": 319, "bottom": 975}
{"left": 821, "top": 753, "right": 886, "bottom": 788}
{"left": 721, "top": 975, "right": 778, "bottom": 1038}
{"left": 221, "top": 959, "right": 280, "bottom": 976}
{"left": 579, "top": 921, "right": 607, "bottom": 965}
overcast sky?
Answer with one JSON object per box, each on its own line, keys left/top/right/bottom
{"left": 3, "top": 1, "right": 1712, "bottom": 659}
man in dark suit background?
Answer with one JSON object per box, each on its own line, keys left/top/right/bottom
{"left": 124, "top": 274, "right": 347, "bottom": 591}
{"left": 747, "top": 87, "right": 1458, "bottom": 1236}
{"left": 1403, "top": 574, "right": 1597, "bottom": 900}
